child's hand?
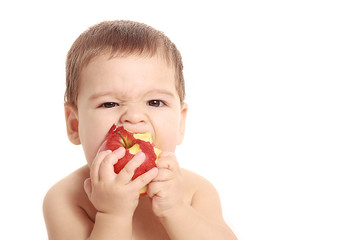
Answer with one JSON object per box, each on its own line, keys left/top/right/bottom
{"left": 147, "top": 152, "right": 185, "bottom": 218}
{"left": 83, "top": 147, "right": 158, "bottom": 217}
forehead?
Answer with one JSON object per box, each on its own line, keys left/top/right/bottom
{"left": 78, "top": 54, "right": 177, "bottom": 98}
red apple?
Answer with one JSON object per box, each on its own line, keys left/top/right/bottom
{"left": 98, "top": 124, "right": 161, "bottom": 195}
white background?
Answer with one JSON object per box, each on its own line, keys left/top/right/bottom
{"left": 0, "top": 0, "right": 359, "bottom": 239}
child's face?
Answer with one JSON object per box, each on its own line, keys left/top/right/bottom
{"left": 67, "top": 54, "right": 187, "bottom": 166}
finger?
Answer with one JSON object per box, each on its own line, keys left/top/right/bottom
{"left": 157, "top": 152, "right": 180, "bottom": 172}
{"left": 147, "top": 180, "right": 163, "bottom": 198}
{"left": 132, "top": 167, "right": 159, "bottom": 193}
{"left": 99, "top": 147, "right": 126, "bottom": 182}
{"left": 91, "top": 150, "right": 112, "bottom": 183}
{"left": 116, "top": 152, "right": 146, "bottom": 184}
{"left": 152, "top": 168, "right": 174, "bottom": 182}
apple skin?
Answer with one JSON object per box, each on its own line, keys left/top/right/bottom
{"left": 98, "top": 124, "right": 160, "bottom": 195}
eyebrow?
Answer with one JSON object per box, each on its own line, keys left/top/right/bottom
{"left": 89, "top": 91, "right": 115, "bottom": 101}
{"left": 147, "top": 89, "right": 176, "bottom": 98}
{"left": 89, "top": 89, "right": 176, "bottom": 101}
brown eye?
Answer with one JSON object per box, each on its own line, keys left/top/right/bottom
{"left": 101, "top": 102, "right": 119, "bottom": 108}
{"left": 147, "top": 100, "right": 164, "bottom": 107}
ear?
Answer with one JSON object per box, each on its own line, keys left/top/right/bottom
{"left": 177, "top": 102, "right": 188, "bottom": 145}
{"left": 64, "top": 103, "right": 81, "bottom": 145}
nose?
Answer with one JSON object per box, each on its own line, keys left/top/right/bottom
{"left": 119, "top": 104, "right": 146, "bottom": 126}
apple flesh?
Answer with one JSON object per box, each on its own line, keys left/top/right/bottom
{"left": 98, "top": 124, "right": 161, "bottom": 195}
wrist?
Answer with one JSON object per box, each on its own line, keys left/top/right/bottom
{"left": 90, "top": 212, "right": 133, "bottom": 240}
{"left": 158, "top": 201, "right": 189, "bottom": 223}
{"left": 96, "top": 211, "right": 133, "bottom": 223}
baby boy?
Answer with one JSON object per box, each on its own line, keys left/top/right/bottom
{"left": 43, "top": 20, "right": 237, "bottom": 240}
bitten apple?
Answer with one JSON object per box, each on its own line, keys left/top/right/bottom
{"left": 98, "top": 124, "right": 161, "bottom": 195}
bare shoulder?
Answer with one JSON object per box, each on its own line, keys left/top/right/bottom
{"left": 181, "top": 168, "right": 216, "bottom": 194}
{"left": 181, "top": 168, "right": 219, "bottom": 196}
{"left": 180, "top": 168, "right": 224, "bottom": 221}
{"left": 43, "top": 165, "right": 94, "bottom": 240}
{"left": 181, "top": 168, "right": 236, "bottom": 236}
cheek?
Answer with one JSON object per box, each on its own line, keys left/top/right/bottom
{"left": 79, "top": 127, "right": 102, "bottom": 165}
{"left": 153, "top": 119, "right": 180, "bottom": 152}
{"left": 78, "top": 116, "right": 109, "bottom": 165}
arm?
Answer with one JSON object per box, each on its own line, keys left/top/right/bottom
{"left": 43, "top": 181, "right": 94, "bottom": 240}
{"left": 147, "top": 153, "right": 238, "bottom": 240}
{"left": 84, "top": 148, "right": 158, "bottom": 240}
{"left": 43, "top": 195, "right": 132, "bottom": 240}
{"left": 160, "top": 178, "right": 237, "bottom": 240}
{"left": 44, "top": 148, "right": 158, "bottom": 240}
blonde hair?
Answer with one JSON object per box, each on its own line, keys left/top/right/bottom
{"left": 65, "top": 20, "right": 185, "bottom": 105}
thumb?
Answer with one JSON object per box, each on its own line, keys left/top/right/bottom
{"left": 83, "top": 178, "right": 92, "bottom": 199}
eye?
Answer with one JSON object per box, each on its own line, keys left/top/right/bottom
{"left": 147, "top": 100, "right": 165, "bottom": 107}
{"left": 100, "top": 102, "right": 119, "bottom": 108}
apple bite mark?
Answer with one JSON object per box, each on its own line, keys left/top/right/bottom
{"left": 98, "top": 124, "right": 161, "bottom": 195}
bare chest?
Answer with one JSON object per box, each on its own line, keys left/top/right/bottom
{"left": 84, "top": 197, "right": 170, "bottom": 240}
{"left": 78, "top": 168, "right": 197, "bottom": 239}
{"left": 132, "top": 197, "right": 170, "bottom": 240}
